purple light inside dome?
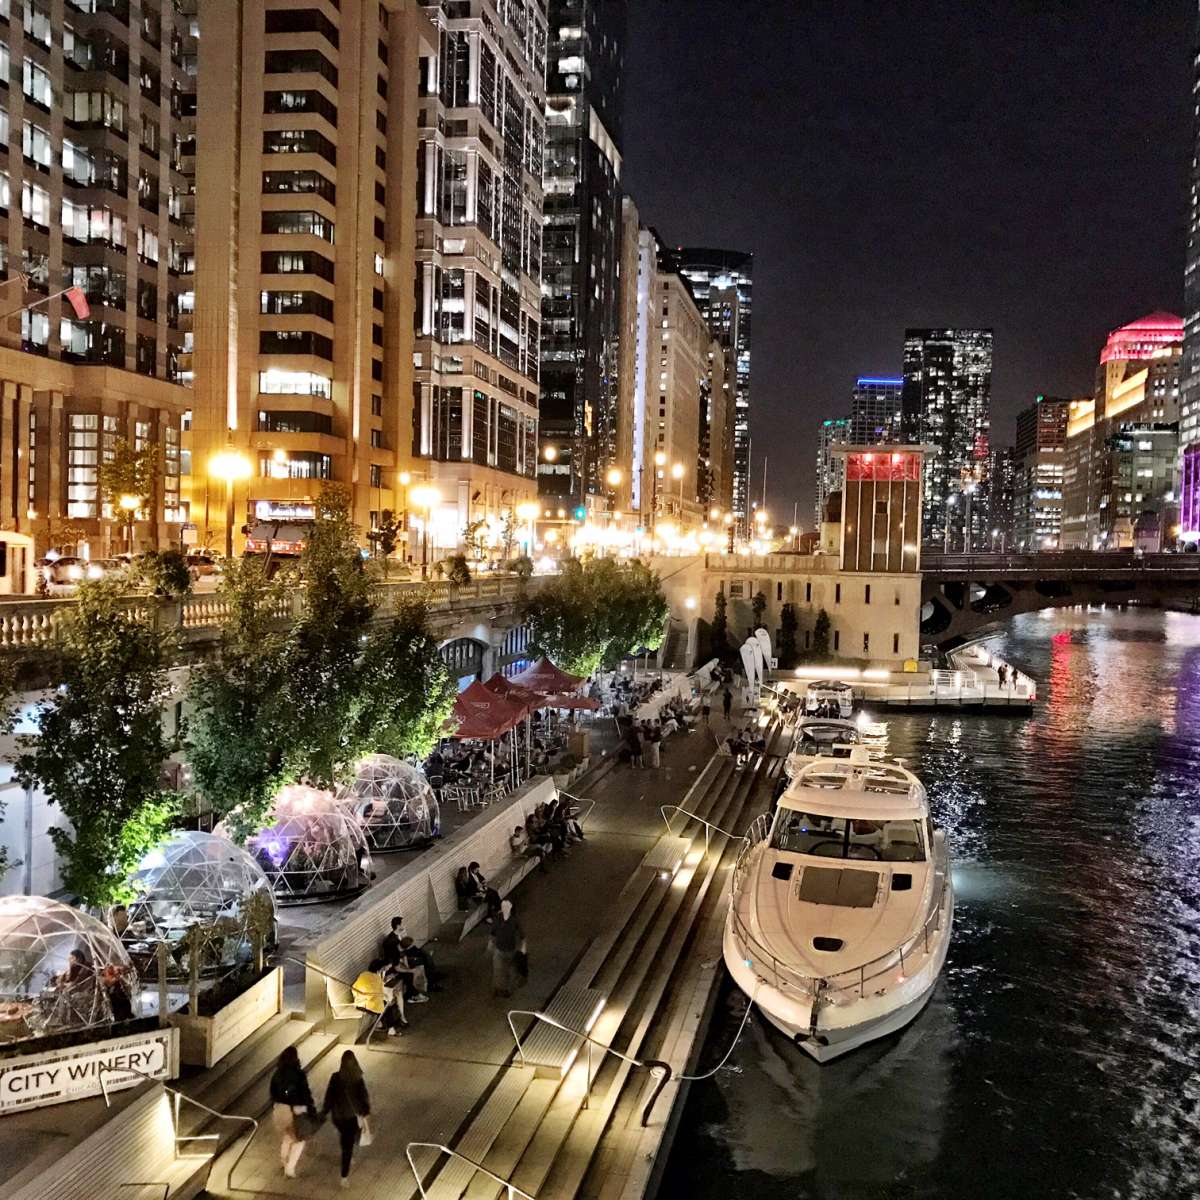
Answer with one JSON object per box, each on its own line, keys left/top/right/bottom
{"left": 258, "top": 836, "right": 287, "bottom": 866}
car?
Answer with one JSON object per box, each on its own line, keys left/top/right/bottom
{"left": 39, "top": 555, "right": 109, "bottom": 590}
{"left": 186, "top": 552, "right": 222, "bottom": 578}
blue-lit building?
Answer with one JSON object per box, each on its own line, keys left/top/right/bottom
{"left": 850, "top": 377, "right": 903, "bottom": 445}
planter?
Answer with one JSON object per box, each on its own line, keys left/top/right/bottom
{"left": 169, "top": 967, "right": 283, "bottom": 1068}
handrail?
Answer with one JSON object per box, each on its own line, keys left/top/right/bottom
{"left": 286, "top": 954, "right": 355, "bottom": 990}
{"left": 554, "top": 790, "right": 596, "bottom": 826}
{"left": 659, "top": 804, "right": 741, "bottom": 855}
{"left": 505, "top": 1008, "right": 671, "bottom": 1127}
{"left": 98, "top": 1065, "right": 259, "bottom": 1193}
{"left": 406, "top": 1141, "right": 536, "bottom": 1200}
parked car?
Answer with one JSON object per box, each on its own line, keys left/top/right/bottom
{"left": 38, "top": 556, "right": 109, "bottom": 592}
{"left": 186, "top": 552, "right": 222, "bottom": 579}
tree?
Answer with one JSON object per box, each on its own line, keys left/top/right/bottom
{"left": 599, "top": 558, "right": 669, "bottom": 670}
{"left": 368, "top": 509, "right": 402, "bottom": 577}
{"left": 137, "top": 549, "right": 192, "bottom": 597}
{"left": 751, "top": 590, "right": 767, "bottom": 630}
{"left": 511, "top": 555, "right": 534, "bottom": 581}
{"left": 499, "top": 510, "right": 518, "bottom": 562}
{"left": 15, "top": 577, "right": 179, "bottom": 907}
{"left": 812, "top": 608, "right": 832, "bottom": 660}
{"left": 185, "top": 555, "right": 297, "bottom": 839}
{"left": 446, "top": 554, "right": 472, "bottom": 586}
{"left": 778, "top": 602, "right": 798, "bottom": 669}
{"left": 462, "top": 518, "right": 488, "bottom": 561}
{"left": 98, "top": 438, "right": 158, "bottom": 552}
{"left": 711, "top": 589, "right": 731, "bottom": 661}
{"left": 352, "top": 597, "right": 456, "bottom": 761}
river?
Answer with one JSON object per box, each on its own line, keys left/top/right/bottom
{"left": 661, "top": 608, "right": 1200, "bottom": 1200}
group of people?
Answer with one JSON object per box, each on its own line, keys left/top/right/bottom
{"left": 349, "top": 915, "right": 440, "bottom": 1044}
{"left": 724, "top": 722, "right": 768, "bottom": 769}
{"left": 620, "top": 700, "right": 697, "bottom": 768}
{"left": 451, "top": 862, "right": 532, "bottom": 997}
{"left": 600, "top": 672, "right": 663, "bottom": 718}
{"left": 510, "top": 796, "right": 585, "bottom": 865}
{"left": 996, "top": 662, "right": 1022, "bottom": 690}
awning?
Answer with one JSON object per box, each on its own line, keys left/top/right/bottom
{"left": 447, "top": 681, "right": 528, "bottom": 740}
{"left": 509, "top": 656, "right": 586, "bottom": 696}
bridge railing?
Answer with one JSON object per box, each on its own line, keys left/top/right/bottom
{"left": 922, "top": 550, "right": 1200, "bottom": 573}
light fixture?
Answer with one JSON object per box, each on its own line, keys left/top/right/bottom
{"left": 410, "top": 485, "right": 439, "bottom": 509}
{"left": 209, "top": 449, "right": 252, "bottom": 482}
{"left": 544, "top": 445, "right": 558, "bottom": 462}
{"left": 398, "top": 470, "right": 412, "bottom": 487}
{"left": 654, "top": 450, "right": 666, "bottom": 467}
{"left": 606, "top": 466, "right": 623, "bottom": 486}
{"left": 118, "top": 493, "right": 140, "bottom": 512}
{"left": 671, "top": 462, "right": 684, "bottom": 479}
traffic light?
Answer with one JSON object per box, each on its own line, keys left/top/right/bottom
{"left": 574, "top": 506, "right": 586, "bottom": 522}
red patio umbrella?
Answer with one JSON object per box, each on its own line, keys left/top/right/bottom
{"left": 543, "top": 692, "right": 600, "bottom": 711}
{"left": 509, "top": 656, "right": 585, "bottom": 696}
{"left": 482, "top": 673, "right": 543, "bottom": 714}
{"left": 447, "top": 681, "right": 527, "bottom": 739}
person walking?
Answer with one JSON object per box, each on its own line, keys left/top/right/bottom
{"left": 269, "top": 1045, "right": 315, "bottom": 1178}
{"left": 322, "top": 1050, "right": 371, "bottom": 1189}
{"left": 489, "top": 899, "right": 526, "bottom": 998}
{"left": 623, "top": 720, "right": 643, "bottom": 768}
{"left": 722, "top": 686, "right": 733, "bottom": 721}
{"left": 701, "top": 691, "right": 712, "bottom": 725}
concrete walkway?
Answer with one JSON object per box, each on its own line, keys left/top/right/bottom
{"left": 206, "top": 713, "right": 738, "bottom": 1200}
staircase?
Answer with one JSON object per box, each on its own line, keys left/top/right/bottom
{"left": 408, "top": 725, "right": 783, "bottom": 1200}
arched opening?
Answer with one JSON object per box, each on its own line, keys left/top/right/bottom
{"left": 440, "top": 637, "right": 488, "bottom": 690}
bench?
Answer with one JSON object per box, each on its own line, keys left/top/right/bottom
{"left": 516, "top": 985, "right": 606, "bottom": 1079}
{"left": 441, "top": 853, "right": 542, "bottom": 943}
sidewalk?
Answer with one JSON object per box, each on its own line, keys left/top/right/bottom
{"left": 206, "top": 716, "right": 734, "bottom": 1199}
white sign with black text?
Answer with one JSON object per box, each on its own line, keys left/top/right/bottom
{"left": 0, "top": 1028, "right": 178, "bottom": 1114}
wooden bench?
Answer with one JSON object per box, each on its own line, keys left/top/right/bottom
{"left": 516, "top": 985, "right": 606, "bottom": 1079}
{"left": 440, "top": 853, "right": 542, "bottom": 942}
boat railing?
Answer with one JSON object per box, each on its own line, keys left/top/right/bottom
{"left": 729, "top": 839, "right": 952, "bottom": 1005}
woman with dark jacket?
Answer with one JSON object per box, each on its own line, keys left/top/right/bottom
{"left": 269, "top": 1045, "right": 315, "bottom": 1178}
{"left": 322, "top": 1051, "right": 371, "bottom": 1188}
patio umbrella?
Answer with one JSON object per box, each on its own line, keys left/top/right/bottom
{"left": 447, "top": 681, "right": 526, "bottom": 740}
{"left": 510, "top": 656, "right": 585, "bottom": 696}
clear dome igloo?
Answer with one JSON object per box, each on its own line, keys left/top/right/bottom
{"left": 218, "top": 784, "right": 372, "bottom": 905}
{"left": 337, "top": 755, "right": 440, "bottom": 852}
{"left": 125, "top": 831, "right": 277, "bottom": 973}
{"left": 0, "top": 896, "right": 139, "bottom": 1044}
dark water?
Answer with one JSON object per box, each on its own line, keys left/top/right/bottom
{"left": 662, "top": 609, "right": 1200, "bottom": 1200}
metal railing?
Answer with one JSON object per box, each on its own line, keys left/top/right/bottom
{"left": 728, "top": 827, "right": 952, "bottom": 1007}
{"left": 659, "top": 804, "right": 742, "bottom": 855}
{"left": 922, "top": 550, "right": 1200, "bottom": 574}
{"left": 406, "top": 1141, "right": 536, "bottom": 1200}
{"left": 97, "top": 1065, "right": 260, "bottom": 1192}
{"left": 505, "top": 1008, "right": 671, "bottom": 1127}
{"left": 555, "top": 791, "right": 597, "bottom": 827}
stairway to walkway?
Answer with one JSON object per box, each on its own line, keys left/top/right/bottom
{"left": 409, "top": 728, "right": 782, "bottom": 1200}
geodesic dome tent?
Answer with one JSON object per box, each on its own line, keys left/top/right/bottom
{"left": 218, "top": 784, "right": 372, "bottom": 906}
{"left": 336, "top": 755, "right": 440, "bottom": 852}
{"left": 125, "top": 831, "right": 276, "bottom": 973}
{"left": 0, "top": 896, "right": 139, "bottom": 1045}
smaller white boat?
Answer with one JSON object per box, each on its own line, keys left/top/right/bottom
{"left": 724, "top": 748, "right": 953, "bottom": 1062}
{"left": 803, "top": 680, "right": 855, "bottom": 719}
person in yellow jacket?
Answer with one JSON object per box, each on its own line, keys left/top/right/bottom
{"left": 352, "top": 960, "right": 406, "bottom": 1039}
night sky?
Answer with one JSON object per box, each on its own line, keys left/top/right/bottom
{"left": 622, "top": 1, "right": 1193, "bottom": 520}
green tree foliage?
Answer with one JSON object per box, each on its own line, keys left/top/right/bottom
{"left": 368, "top": 509, "right": 402, "bottom": 577}
{"left": 98, "top": 438, "right": 158, "bottom": 545}
{"left": 812, "top": 608, "right": 832, "bottom": 660}
{"left": 462, "top": 519, "right": 487, "bottom": 561}
{"left": 751, "top": 590, "right": 767, "bottom": 630}
{"left": 525, "top": 558, "right": 668, "bottom": 677}
{"left": 778, "top": 602, "right": 798, "bottom": 669}
{"left": 710, "top": 589, "right": 730, "bottom": 661}
{"left": 353, "top": 597, "right": 456, "bottom": 761}
{"left": 138, "top": 549, "right": 193, "bottom": 597}
{"left": 15, "top": 578, "right": 179, "bottom": 907}
{"left": 185, "top": 556, "right": 297, "bottom": 839}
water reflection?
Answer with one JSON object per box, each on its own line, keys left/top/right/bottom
{"left": 665, "top": 609, "right": 1200, "bottom": 1200}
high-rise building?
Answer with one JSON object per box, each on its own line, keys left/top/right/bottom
{"left": 1013, "top": 394, "right": 1070, "bottom": 549}
{"left": 988, "top": 446, "right": 1017, "bottom": 550}
{"left": 539, "top": 0, "right": 627, "bottom": 511}
{"left": 673, "top": 249, "right": 753, "bottom": 529}
{"left": 0, "top": 0, "right": 198, "bottom": 591}
{"left": 849, "top": 377, "right": 902, "bottom": 445}
{"left": 612, "top": 194, "right": 640, "bottom": 514}
{"left": 189, "top": 1, "right": 436, "bottom": 551}
{"left": 699, "top": 338, "right": 731, "bottom": 515}
{"left": 901, "top": 328, "right": 993, "bottom": 550}
{"left": 815, "top": 416, "right": 851, "bottom": 527}
{"left": 1062, "top": 313, "right": 1182, "bottom": 549}
{"left": 1181, "top": 3, "right": 1200, "bottom": 484}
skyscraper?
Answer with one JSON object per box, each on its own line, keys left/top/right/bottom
{"left": 849, "top": 377, "right": 902, "bottom": 445}
{"left": 1181, "top": 1, "right": 1200, "bottom": 478}
{"left": 539, "top": 0, "right": 627, "bottom": 509}
{"left": 901, "top": 328, "right": 993, "bottom": 550}
{"left": 814, "top": 416, "right": 851, "bottom": 527}
{"left": 674, "top": 249, "right": 753, "bottom": 530}
{"left": 1013, "top": 394, "right": 1070, "bottom": 549}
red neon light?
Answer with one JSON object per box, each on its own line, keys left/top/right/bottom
{"left": 1099, "top": 311, "right": 1182, "bottom": 363}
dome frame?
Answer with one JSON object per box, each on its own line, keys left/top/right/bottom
{"left": 336, "top": 754, "right": 440, "bottom": 852}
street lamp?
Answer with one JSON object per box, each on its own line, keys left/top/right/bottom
{"left": 410, "top": 484, "right": 439, "bottom": 580}
{"left": 651, "top": 451, "right": 666, "bottom": 539}
{"left": 944, "top": 493, "right": 959, "bottom": 554}
{"left": 671, "top": 461, "right": 684, "bottom": 523}
{"left": 543, "top": 445, "right": 558, "bottom": 462}
{"left": 118, "top": 493, "right": 139, "bottom": 556}
{"left": 398, "top": 471, "right": 412, "bottom": 561}
{"left": 209, "top": 449, "right": 253, "bottom": 560}
{"left": 516, "top": 500, "right": 539, "bottom": 555}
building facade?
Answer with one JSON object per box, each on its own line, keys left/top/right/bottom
{"left": 0, "top": 0, "right": 198, "bottom": 587}
{"left": 673, "top": 248, "right": 753, "bottom": 530}
{"left": 1181, "top": 2, "right": 1200, "bottom": 485}
{"left": 611, "top": 192, "right": 639, "bottom": 514}
{"left": 814, "top": 416, "right": 850, "bottom": 527}
{"left": 1013, "top": 394, "right": 1070, "bottom": 549}
{"left": 988, "top": 445, "right": 1017, "bottom": 550}
{"left": 538, "top": 0, "right": 626, "bottom": 511}
{"left": 901, "top": 327, "right": 993, "bottom": 550}
{"left": 849, "top": 376, "right": 902, "bottom": 445}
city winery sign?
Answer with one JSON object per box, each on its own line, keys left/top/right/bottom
{"left": 0, "top": 1028, "right": 178, "bottom": 1114}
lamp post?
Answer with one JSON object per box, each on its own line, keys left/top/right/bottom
{"left": 118, "top": 493, "right": 139, "bottom": 556}
{"left": 651, "top": 451, "right": 666, "bottom": 544}
{"left": 964, "top": 483, "right": 976, "bottom": 554}
{"left": 516, "top": 500, "right": 539, "bottom": 556}
{"left": 671, "top": 461, "right": 684, "bottom": 524}
{"left": 410, "top": 485, "right": 439, "bottom": 580}
{"left": 398, "top": 470, "right": 411, "bottom": 562}
{"left": 209, "top": 448, "right": 253, "bottom": 560}
{"left": 944, "top": 493, "right": 958, "bottom": 554}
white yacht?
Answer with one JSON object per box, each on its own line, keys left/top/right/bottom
{"left": 803, "top": 680, "right": 855, "bottom": 718}
{"left": 724, "top": 748, "right": 953, "bottom": 1062}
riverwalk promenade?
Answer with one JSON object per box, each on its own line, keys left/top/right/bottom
{"left": 197, "top": 704, "right": 779, "bottom": 1200}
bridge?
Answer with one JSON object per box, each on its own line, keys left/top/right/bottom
{"left": 921, "top": 551, "right": 1200, "bottom": 647}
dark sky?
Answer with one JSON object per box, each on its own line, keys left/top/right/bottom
{"left": 621, "top": 0, "right": 1193, "bottom": 522}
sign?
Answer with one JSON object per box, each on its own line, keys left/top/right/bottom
{"left": 0, "top": 1028, "right": 178, "bottom": 1114}
{"left": 181, "top": 525, "right": 199, "bottom": 545}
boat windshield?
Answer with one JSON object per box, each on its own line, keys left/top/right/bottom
{"left": 770, "top": 811, "right": 926, "bottom": 862}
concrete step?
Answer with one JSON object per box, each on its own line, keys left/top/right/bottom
{"left": 454, "top": 1077, "right": 561, "bottom": 1200}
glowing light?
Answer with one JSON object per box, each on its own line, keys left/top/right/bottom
{"left": 516, "top": 501, "right": 539, "bottom": 520}
{"left": 118, "top": 493, "right": 140, "bottom": 512}
{"left": 410, "top": 485, "right": 439, "bottom": 509}
{"left": 684, "top": 596, "right": 697, "bottom": 610}
{"left": 606, "top": 466, "right": 623, "bottom": 486}
{"left": 272, "top": 447, "right": 288, "bottom": 464}
{"left": 654, "top": 451, "right": 666, "bottom": 467}
{"left": 671, "top": 462, "right": 684, "bottom": 480}
{"left": 398, "top": 471, "right": 412, "bottom": 486}
{"left": 543, "top": 445, "right": 558, "bottom": 461}
{"left": 209, "top": 449, "right": 253, "bottom": 482}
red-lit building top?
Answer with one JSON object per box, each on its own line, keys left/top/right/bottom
{"left": 1098, "top": 312, "right": 1183, "bottom": 364}
{"left": 843, "top": 449, "right": 921, "bottom": 482}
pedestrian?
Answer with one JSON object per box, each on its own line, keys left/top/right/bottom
{"left": 722, "top": 687, "right": 733, "bottom": 721}
{"left": 323, "top": 1050, "right": 371, "bottom": 1189}
{"left": 489, "top": 899, "right": 526, "bottom": 998}
{"left": 269, "top": 1044, "right": 315, "bottom": 1178}
{"left": 997, "top": 664, "right": 1006, "bottom": 688}
{"left": 701, "top": 692, "right": 712, "bottom": 725}
{"left": 624, "top": 720, "right": 643, "bottom": 768}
